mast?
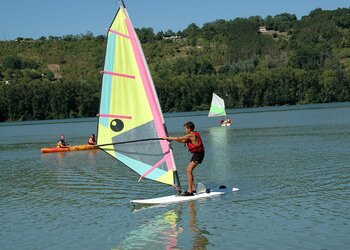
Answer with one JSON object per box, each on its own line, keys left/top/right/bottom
{"left": 119, "top": 0, "right": 126, "bottom": 9}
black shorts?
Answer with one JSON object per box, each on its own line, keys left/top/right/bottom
{"left": 190, "top": 150, "right": 205, "bottom": 164}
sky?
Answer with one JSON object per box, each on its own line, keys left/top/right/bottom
{"left": 1, "top": 0, "right": 349, "bottom": 41}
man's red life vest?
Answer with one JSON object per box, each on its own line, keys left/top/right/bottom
{"left": 186, "top": 131, "right": 204, "bottom": 153}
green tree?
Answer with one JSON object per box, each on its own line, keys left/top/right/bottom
{"left": 3, "top": 55, "right": 22, "bottom": 70}
{"left": 136, "top": 27, "right": 155, "bottom": 43}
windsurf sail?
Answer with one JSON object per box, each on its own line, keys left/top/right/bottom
{"left": 97, "top": 0, "right": 179, "bottom": 187}
{"left": 208, "top": 93, "right": 226, "bottom": 117}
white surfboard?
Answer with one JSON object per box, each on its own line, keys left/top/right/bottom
{"left": 131, "top": 190, "right": 225, "bottom": 206}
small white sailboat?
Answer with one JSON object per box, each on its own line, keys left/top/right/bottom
{"left": 208, "top": 93, "right": 231, "bottom": 126}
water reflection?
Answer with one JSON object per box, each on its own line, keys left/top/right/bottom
{"left": 113, "top": 207, "right": 183, "bottom": 250}
{"left": 188, "top": 201, "right": 209, "bottom": 250}
{"left": 41, "top": 151, "right": 67, "bottom": 166}
{"left": 87, "top": 149, "right": 99, "bottom": 161}
{"left": 208, "top": 126, "right": 230, "bottom": 147}
{"left": 113, "top": 201, "right": 209, "bottom": 249}
{"left": 206, "top": 126, "right": 234, "bottom": 180}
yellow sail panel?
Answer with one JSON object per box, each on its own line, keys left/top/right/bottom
{"left": 110, "top": 8, "right": 129, "bottom": 38}
{"left": 156, "top": 170, "right": 174, "bottom": 185}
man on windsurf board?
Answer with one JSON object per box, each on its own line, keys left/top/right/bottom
{"left": 164, "top": 121, "right": 205, "bottom": 196}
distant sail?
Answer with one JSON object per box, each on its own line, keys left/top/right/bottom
{"left": 208, "top": 93, "right": 226, "bottom": 117}
{"left": 97, "top": 1, "right": 177, "bottom": 186}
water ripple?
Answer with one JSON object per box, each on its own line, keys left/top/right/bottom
{"left": 1, "top": 109, "right": 350, "bottom": 249}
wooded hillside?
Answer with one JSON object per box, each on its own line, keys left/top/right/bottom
{"left": 0, "top": 7, "right": 350, "bottom": 121}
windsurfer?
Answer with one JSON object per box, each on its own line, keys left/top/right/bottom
{"left": 57, "top": 134, "right": 69, "bottom": 148}
{"left": 164, "top": 121, "right": 205, "bottom": 196}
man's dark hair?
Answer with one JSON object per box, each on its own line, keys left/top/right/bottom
{"left": 184, "top": 121, "right": 195, "bottom": 131}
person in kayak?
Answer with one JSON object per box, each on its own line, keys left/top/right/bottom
{"left": 164, "top": 121, "right": 205, "bottom": 196}
{"left": 57, "top": 134, "right": 69, "bottom": 148}
{"left": 88, "top": 133, "right": 96, "bottom": 145}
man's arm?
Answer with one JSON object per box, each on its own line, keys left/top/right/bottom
{"left": 165, "top": 134, "right": 193, "bottom": 143}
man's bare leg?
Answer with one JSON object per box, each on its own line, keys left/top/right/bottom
{"left": 186, "top": 161, "right": 198, "bottom": 193}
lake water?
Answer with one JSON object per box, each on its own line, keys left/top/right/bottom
{"left": 1, "top": 103, "right": 350, "bottom": 250}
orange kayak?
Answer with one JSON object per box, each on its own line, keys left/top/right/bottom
{"left": 41, "top": 144, "right": 98, "bottom": 153}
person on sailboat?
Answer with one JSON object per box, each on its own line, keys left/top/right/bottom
{"left": 223, "top": 117, "right": 231, "bottom": 125}
{"left": 57, "top": 134, "right": 69, "bottom": 148}
{"left": 164, "top": 121, "right": 205, "bottom": 196}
